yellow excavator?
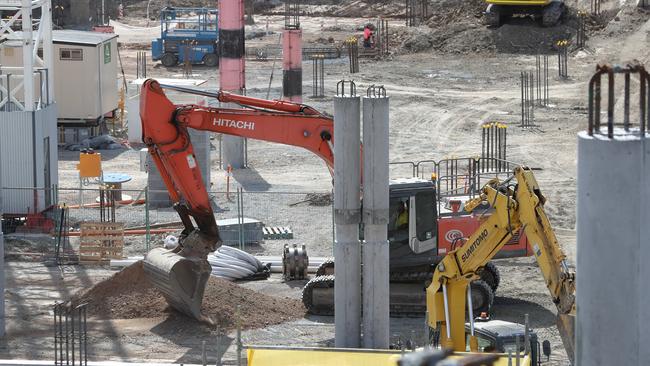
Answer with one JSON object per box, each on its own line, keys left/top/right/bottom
{"left": 425, "top": 166, "right": 576, "bottom": 363}
{"left": 485, "top": 0, "right": 565, "bottom": 27}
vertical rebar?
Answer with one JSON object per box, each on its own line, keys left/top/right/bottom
{"left": 71, "top": 307, "right": 74, "bottom": 366}
{"left": 236, "top": 305, "right": 242, "bottom": 366}
{"left": 520, "top": 72, "right": 525, "bottom": 126}
{"left": 528, "top": 71, "right": 535, "bottom": 121}
{"left": 216, "top": 326, "right": 222, "bottom": 366}
{"left": 624, "top": 72, "right": 630, "bottom": 131}
{"left": 595, "top": 75, "right": 601, "bottom": 132}
{"left": 145, "top": 186, "right": 150, "bottom": 251}
{"left": 202, "top": 340, "right": 207, "bottom": 366}
{"left": 607, "top": 69, "right": 615, "bottom": 138}
{"left": 83, "top": 306, "right": 87, "bottom": 366}
{"left": 59, "top": 306, "right": 64, "bottom": 365}
{"left": 536, "top": 54, "right": 541, "bottom": 105}
{"left": 641, "top": 71, "right": 647, "bottom": 135}
{"left": 544, "top": 55, "right": 549, "bottom": 105}
{"left": 65, "top": 310, "right": 69, "bottom": 365}
{"left": 78, "top": 307, "right": 82, "bottom": 366}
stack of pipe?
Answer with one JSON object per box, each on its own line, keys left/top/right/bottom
{"left": 210, "top": 246, "right": 266, "bottom": 281}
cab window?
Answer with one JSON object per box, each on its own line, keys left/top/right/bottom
{"left": 415, "top": 191, "right": 435, "bottom": 241}
{"left": 466, "top": 334, "right": 497, "bottom": 352}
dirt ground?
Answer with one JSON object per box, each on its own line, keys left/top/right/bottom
{"left": 4, "top": 0, "right": 650, "bottom": 365}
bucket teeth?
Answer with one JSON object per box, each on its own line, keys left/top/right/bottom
{"left": 143, "top": 248, "right": 211, "bottom": 319}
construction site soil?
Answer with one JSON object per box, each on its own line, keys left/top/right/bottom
{"left": 71, "top": 261, "right": 304, "bottom": 330}
{"left": 3, "top": 0, "right": 650, "bottom": 364}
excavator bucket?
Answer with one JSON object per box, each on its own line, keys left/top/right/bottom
{"left": 143, "top": 248, "right": 212, "bottom": 319}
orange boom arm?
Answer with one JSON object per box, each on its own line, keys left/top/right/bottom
{"left": 140, "top": 79, "right": 334, "bottom": 257}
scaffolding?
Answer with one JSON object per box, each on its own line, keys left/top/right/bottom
{"left": 0, "top": 0, "right": 55, "bottom": 112}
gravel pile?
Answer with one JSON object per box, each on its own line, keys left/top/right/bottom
{"left": 70, "top": 261, "right": 304, "bottom": 330}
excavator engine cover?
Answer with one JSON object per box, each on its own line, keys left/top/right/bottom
{"left": 143, "top": 248, "right": 211, "bottom": 319}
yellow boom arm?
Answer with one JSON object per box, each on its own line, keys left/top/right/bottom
{"left": 425, "top": 167, "right": 576, "bottom": 361}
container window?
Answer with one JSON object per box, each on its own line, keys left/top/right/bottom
{"left": 60, "top": 48, "right": 83, "bottom": 61}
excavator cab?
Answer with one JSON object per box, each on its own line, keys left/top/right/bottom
{"left": 388, "top": 178, "right": 437, "bottom": 253}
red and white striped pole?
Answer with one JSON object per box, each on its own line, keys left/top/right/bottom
{"left": 282, "top": 29, "right": 302, "bottom": 103}
{"left": 219, "top": 0, "right": 246, "bottom": 168}
{"left": 282, "top": 1, "right": 302, "bottom": 103}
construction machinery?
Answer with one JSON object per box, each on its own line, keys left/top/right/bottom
{"left": 152, "top": 7, "right": 220, "bottom": 67}
{"left": 485, "top": 0, "right": 565, "bottom": 27}
{"left": 303, "top": 173, "right": 533, "bottom": 316}
{"left": 139, "top": 78, "right": 531, "bottom": 319}
{"left": 426, "top": 166, "right": 575, "bottom": 362}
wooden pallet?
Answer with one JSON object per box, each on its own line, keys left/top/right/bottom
{"left": 263, "top": 226, "right": 293, "bottom": 240}
{"left": 79, "top": 222, "right": 125, "bottom": 263}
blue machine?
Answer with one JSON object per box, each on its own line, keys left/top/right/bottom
{"left": 151, "top": 7, "right": 219, "bottom": 67}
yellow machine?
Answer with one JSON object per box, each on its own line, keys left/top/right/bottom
{"left": 485, "top": 0, "right": 565, "bottom": 27}
{"left": 426, "top": 166, "right": 575, "bottom": 362}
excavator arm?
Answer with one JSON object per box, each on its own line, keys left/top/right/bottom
{"left": 426, "top": 166, "right": 575, "bottom": 362}
{"left": 140, "top": 79, "right": 335, "bottom": 319}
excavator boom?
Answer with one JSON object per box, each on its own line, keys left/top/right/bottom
{"left": 426, "top": 166, "right": 575, "bottom": 362}
{"left": 140, "top": 79, "right": 335, "bottom": 319}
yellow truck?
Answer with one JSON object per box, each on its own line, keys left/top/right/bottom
{"left": 485, "top": 0, "right": 565, "bottom": 27}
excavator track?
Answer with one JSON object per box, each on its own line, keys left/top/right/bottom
{"left": 302, "top": 274, "right": 494, "bottom": 318}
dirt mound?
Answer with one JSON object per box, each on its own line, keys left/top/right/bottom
{"left": 71, "top": 261, "right": 304, "bottom": 330}
{"left": 396, "top": 0, "right": 588, "bottom": 55}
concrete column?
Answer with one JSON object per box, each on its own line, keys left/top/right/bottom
{"left": 333, "top": 93, "right": 361, "bottom": 348}
{"left": 147, "top": 129, "right": 210, "bottom": 209}
{"left": 219, "top": 0, "right": 246, "bottom": 169}
{"left": 362, "top": 93, "right": 390, "bottom": 349}
{"left": 282, "top": 29, "right": 302, "bottom": 103}
{"left": 576, "top": 128, "right": 650, "bottom": 366}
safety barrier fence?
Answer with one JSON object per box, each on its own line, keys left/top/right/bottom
{"left": 2, "top": 187, "right": 333, "bottom": 259}
{"left": 389, "top": 157, "right": 519, "bottom": 211}
{"left": 2, "top": 157, "right": 517, "bottom": 259}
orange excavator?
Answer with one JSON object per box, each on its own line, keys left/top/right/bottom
{"left": 140, "top": 79, "right": 531, "bottom": 320}
{"left": 139, "top": 79, "right": 336, "bottom": 319}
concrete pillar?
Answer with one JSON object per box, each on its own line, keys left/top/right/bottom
{"left": 576, "top": 128, "right": 650, "bottom": 365}
{"left": 219, "top": 0, "right": 246, "bottom": 169}
{"left": 147, "top": 129, "right": 210, "bottom": 209}
{"left": 282, "top": 29, "right": 302, "bottom": 103}
{"left": 333, "top": 92, "right": 361, "bottom": 348}
{"left": 362, "top": 93, "right": 390, "bottom": 349}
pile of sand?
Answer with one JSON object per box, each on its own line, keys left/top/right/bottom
{"left": 396, "top": 0, "right": 619, "bottom": 55}
{"left": 70, "top": 261, "right": 304, "bottom": 330}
